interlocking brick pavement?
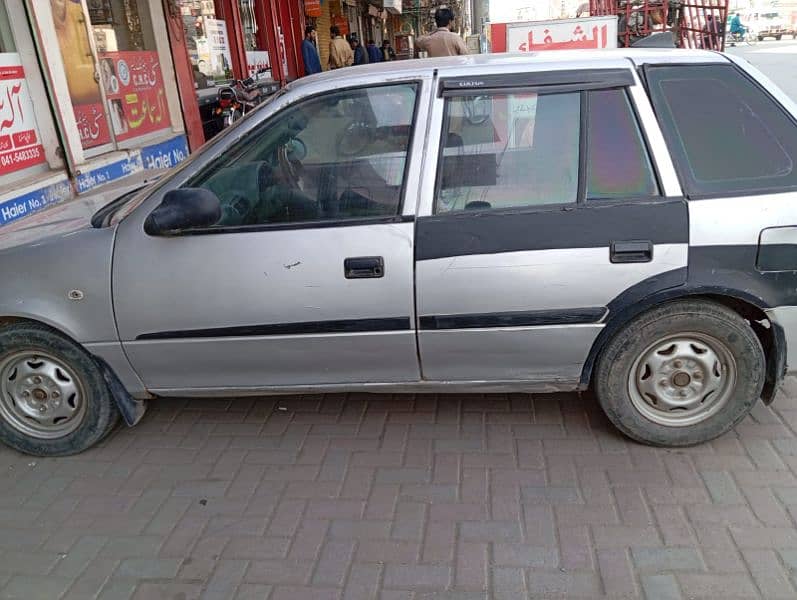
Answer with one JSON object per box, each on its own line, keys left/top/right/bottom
{"left": 5, "top": 382, "right": 797, "bottom": 598}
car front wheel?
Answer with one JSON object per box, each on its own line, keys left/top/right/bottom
{"left": 0, "top": 323, "right": 119, "bottom": 456}
{"left": 595, "top": 300, "right": 765, "bottom": 447}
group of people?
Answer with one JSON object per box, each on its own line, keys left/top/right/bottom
{"left": 301, "top": 25, "right": 397, "bottom": 74}
{"left": 300, "top": 7, "right": 467, "bottom": 76}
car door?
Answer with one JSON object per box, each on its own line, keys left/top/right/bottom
{"left": 414, "top": 66, "right": 689, "bottom": 383}
{"left": 112, "top": 81, "right": 425, "bottom": 392}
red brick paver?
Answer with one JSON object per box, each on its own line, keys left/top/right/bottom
{"left": 3, "top": 384, "right": 797, "bottom": 599}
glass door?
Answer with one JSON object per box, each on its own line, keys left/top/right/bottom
{"left": 51, "top": 0, "right": 115, "bottom": 154}
{"left": 87, "top": 0, "right": 173, "bottom": 147}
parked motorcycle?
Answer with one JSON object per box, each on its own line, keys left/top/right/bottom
{"left": 214, "top": 77, "right": 267, "bottom": 128}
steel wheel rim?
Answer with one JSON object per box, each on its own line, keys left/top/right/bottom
{"left": 627, "top": 332, "right": 737, "bottom": 427}
{"left": 0, "top": 351, "right": 87, "bottom": 439}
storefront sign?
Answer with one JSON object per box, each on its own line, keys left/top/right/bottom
{"left": 304, "top": 0, "right": 322, "bottom": 17}
{"left": 505, "top": 16, "right": 618, "bottom": 51}
{"left": 98, "top": 51, "right": 171, "bottom": 141}
{"left": 140, "top": 135, "right": 189, "bottom": 171}
{"left": 332, "top": 15, "right": 349, "bottom": 35}
{"left": 205, "top": 19, "right": 233, "bottom": 78}
{"left": 75, "top": 152, "right": 143, "bottom": 194}
{"left": 0, "top": 55, "right": 47, "bottom": 176}
{"left": 51, "top": 0, "right": 111, "bottom": 149}
{"left": 0, "top": 177, "right": 71, "bottom": 227}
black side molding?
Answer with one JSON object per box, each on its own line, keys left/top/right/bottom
{"left": 136, "top": 317, "right": 412, "bottom": 340}
{"left": 420, "top": 308, "right": 606, "bottom": 330}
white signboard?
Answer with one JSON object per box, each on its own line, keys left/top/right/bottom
{"left": 506, "top": 16, "right": 618, "bottom": 52}
{"left": 205, "top": 19, "right": 233, "bottom": 77}
{"left": 0, "top": 53, "right": 46, "bottom": 177}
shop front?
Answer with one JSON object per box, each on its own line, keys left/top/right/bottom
{"left": 0, "top": 0, "right": 190, "bottom": 229}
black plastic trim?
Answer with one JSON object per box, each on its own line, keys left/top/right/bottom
{"left": 439, "top": 68, "right": 635, "bottom": 96}
{"left": 416, "top": 198, "right": 688, "bottom": 261}
{"left": 419, "top": 308, "right": 606, "bottom": 330}
{"left": 136, "top": 317, "right": 412, "bottom": 340}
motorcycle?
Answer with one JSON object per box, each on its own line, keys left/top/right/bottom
{"left": 214, "top": 77, "right": 266, "bottom": 128}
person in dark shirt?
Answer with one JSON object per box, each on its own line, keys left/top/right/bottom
{"left": 301, "top": 25, "right": 322, "bottom": 75}
{"left": 366, "top": 39, "right": 382, "bottom": 63}
{"left": 350, "top": 35, "right": 369, "bottom": 66}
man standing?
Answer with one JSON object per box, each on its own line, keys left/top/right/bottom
{"left": 381, "top": 40, "right": 396, "bottom": 61}
{"left": 366, "top": 39, "right": 382, "bottom": 63}
{"left": 301, "top": 25, "right": 322, "bottom": 75}
{"left": 351, "top": 35, "right": 369, "bottom": 65}
{"left": 328, "top": 25, "right": 354, "bottom": 69}
{"left": 415, "top": 7, "right": 468, "bottom": 57}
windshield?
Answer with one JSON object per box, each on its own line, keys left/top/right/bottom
{"left": 109, "top": 88, "right": 289, "bottom": 225}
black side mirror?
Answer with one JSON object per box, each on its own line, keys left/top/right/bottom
{"left": 144, "top": 188, "right": 222, "bottom": 236}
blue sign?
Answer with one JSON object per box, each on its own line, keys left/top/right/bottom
{"left": 75, "top": 153, "right": 143, "bottom": 194}
{"left": 141, "top": 135, "right": 189, "bottom": 171}
{"left": 0, "top": 178, "right": 72, "bottom": 227}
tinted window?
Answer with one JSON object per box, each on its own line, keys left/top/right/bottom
{"left": 587, "top": 89, "right": 659, "bottom": 200}
{"left": 646, "top": 65, "right": 797, "bottom": 196}
{"left": 186, "top": 84, "right": 417, "bottom": 228}
{"left": 435, "top": 92, "right": 580, "bottom": 213}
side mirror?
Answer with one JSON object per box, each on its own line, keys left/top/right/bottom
{"left": 144, "top": 188, "right": 222, "bottom": 236}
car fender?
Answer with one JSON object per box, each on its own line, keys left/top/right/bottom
{"left": 580, "top": 273, "right": 786, "bottom": 404}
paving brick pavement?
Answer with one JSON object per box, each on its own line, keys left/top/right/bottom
{"left": 5, "top": 382, "right": 797, "bottom": 599}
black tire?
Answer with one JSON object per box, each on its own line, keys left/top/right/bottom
{"left": 594, "top": 300, "right": 765, "bottom": 447}
{"left": 0, "top": 322, "right": 119, "bottom": 456}
{"left": 775, "top": 34, "right": 782, "bottom": 41}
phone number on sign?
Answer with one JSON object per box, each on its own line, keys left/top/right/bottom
{"left": 0, "top": 145, "right": 45, "bottom": 173}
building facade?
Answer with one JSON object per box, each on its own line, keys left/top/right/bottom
{"left": 0, "top": 0, "right": 191, "bottom": 229}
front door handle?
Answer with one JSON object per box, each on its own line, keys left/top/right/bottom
{"left": 611, "top": 241, "right": 653, "bottom": 264}
{"left": 344, "top": 256, "right": 384, "bottom": 279}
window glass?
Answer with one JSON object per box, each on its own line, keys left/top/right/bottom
{"left": 436, "top": 92, "right": 580, "bottom": 213}
{"left": 186, "top": 84, "right": 417, "bottom": 228}
{"left": 0, "top": 2, "right": 15, "bottom": 52}
{"left": 88, "top": 1, "right": 172, "bottom": 142}
{"left": 178, "top": 0, "right": 233, "bottom": 81}
{"left": 646, "top": 65, "right": 797, "bottom": 196}
{"left": 587, "top": 89, "right": 659, "bottom": 200}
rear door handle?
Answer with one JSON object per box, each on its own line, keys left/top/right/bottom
{"left": 611, "top": 240, "right": 653, "bottom": 264}
{"left": 344, "top": 256, "right": 384, "bottom": 279}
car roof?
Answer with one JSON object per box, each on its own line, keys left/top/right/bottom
{"left": 291, "top": 49, "right": 731, "bottom": 91}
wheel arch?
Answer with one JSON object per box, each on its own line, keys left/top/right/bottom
{"left": 580, "top": 287, "right": 785, "bottom": 404}
{"left": 0, "top": 316, "right": 147, "bottom": 426}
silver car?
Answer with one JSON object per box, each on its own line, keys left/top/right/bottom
{"left": 3, "top": 49, "right": 797, "bottom": 455}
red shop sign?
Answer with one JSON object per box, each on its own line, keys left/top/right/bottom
{"left": 0, "top": 57, "right": 47, "bottom": 176}
{"left": 98, "top": 51, "right": 172, "bottom": 142}
{"left": 305, "top": 0, "right": 321, "bottom": 17}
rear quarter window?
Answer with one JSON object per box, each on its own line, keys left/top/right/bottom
{"left": 645, "top": 64, "right": 797, "bottom": 197}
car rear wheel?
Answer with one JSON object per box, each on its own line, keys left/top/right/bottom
{"left": 0, "top": 323, "right": 119, "bottom": 456}
{"left": 595, "top": 300, "right": 765, "bottom": 447}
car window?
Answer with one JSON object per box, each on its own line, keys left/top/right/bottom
{"left": 646, "top": 65, "right": 797, "bottom": 197}
{"left": 587, "top": 89, "right": 659, "bottom": 200}
{"left": 184, "top": 83, "right": 418, "bottom": 228}
{"left": 435, "top": 91, "right": 580, "bottom": 213}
